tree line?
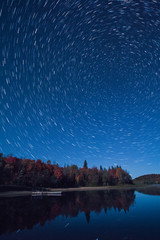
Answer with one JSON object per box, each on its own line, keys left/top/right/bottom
{"left": 0, "top": 153, "right": 132, "bottom": 188}
{"left": 134, "top": 174, "right": 160, "bottom": 185}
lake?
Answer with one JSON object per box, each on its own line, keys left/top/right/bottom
{"left": 0, "top": 188, "right": 160, "bottom": 240}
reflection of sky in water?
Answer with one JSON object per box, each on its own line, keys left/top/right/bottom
{"left": 1, "top": 191, "right": 160, "bottom": 240}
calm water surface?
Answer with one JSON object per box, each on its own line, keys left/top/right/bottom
{"left": 0, "top": 188, "right": 160, "bottom": 240}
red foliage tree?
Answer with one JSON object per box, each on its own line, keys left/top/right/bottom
{"left": 53, "top": 165, "right": 63, "bottom": 179}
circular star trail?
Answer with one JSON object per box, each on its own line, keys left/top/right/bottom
{"left": 1, "top": 0, "right": 160, "bottom": 177}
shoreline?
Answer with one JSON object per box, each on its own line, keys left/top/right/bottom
{"left": 47, "top": 184, "right": 136, "bottom": 192}
{"left": 0, "top": 184, "right": 154, "bottom": 198}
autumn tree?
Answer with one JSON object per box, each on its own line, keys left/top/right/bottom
{"left": 0, "top": 153, "right": 133, "bottom": 188}
{"left": 0, "top": 153, "right": 5, "bottom": 184}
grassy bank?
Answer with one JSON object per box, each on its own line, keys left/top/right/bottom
{"left": 47, "top": 184, "right": 137, "bottom": 192}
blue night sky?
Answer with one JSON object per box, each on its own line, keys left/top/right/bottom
{"left": 1, "top": 0, "right": 160, "bottom": 178}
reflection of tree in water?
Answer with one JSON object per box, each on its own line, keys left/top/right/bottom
{"left": 137, "top": 186, "right": 160, "bottom": 196}
{"left": 0, "top": 190, "right": 135, "bottom": 235}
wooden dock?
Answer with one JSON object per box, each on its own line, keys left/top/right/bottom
{"left": 32, "top": 191, "right": 62, "bottom": 197}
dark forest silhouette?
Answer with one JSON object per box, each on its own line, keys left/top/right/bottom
{"left": 134, "top": 174, "right": 160, "bottom": 185}
{"left": 0, "top": 153, "right": 132, "bottom": 188}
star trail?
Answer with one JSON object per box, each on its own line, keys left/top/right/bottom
{"left": 1, "top": 0, "right": 160, "bottom": 177}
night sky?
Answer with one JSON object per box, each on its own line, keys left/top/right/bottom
{"left": 1, "top": 0, "right": 160, "bottom": 177}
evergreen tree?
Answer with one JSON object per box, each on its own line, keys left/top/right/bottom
{"left": 83, "top": 160, "right": 88, "bottom": 168}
